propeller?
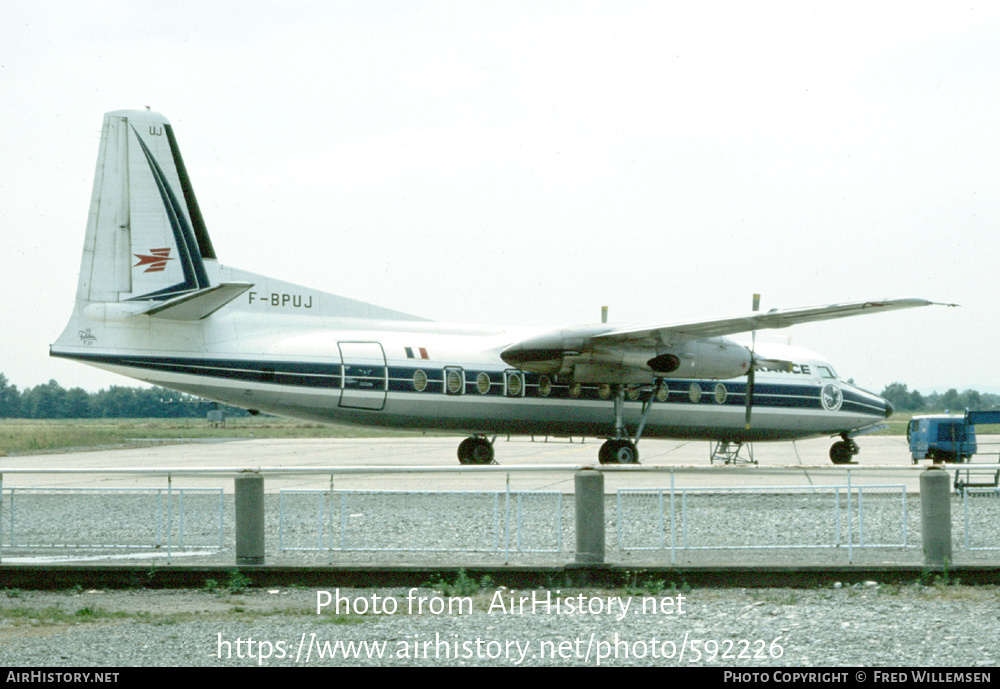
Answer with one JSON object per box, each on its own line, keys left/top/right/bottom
{"left": 745, "top": 293, "right": 760, "bottom": 429}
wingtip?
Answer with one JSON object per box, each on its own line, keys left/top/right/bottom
{"left": 881, "top": 298, "right": 959, "bottom": 309}
{"left": 912, "top": 299, "right": 960, "bottom": 308}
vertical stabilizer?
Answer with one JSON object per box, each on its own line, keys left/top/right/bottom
{"left": 77, "top": 109, "right": 215, "bottom": 305}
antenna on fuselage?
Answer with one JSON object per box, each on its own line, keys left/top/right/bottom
{"left": 601, "top": 306, "right": 608, "bottom": 324}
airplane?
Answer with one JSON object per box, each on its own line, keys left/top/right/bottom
{"left": 51, "top": 109, "right": 950, "bottom": 466}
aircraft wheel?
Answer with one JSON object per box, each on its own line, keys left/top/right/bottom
{"left": 598, "top": 441, "right": 611, "bottom": 465}
{"left": 599, "top": 439, "right": 639, "bottom": 464}
{"left": 457, "top": 438, "right": 473, "bottom": 464}
{"left": 829, "top": 441, "right": 853, "bottom": 465}
{"left": 614, "top": 441, "right": 639, "bottom": 464}
{"left": 470, "top": 439, "right": 494, "bottom": 464}
{"left": 457, "top": 436, "right": 494, "bottom": 465}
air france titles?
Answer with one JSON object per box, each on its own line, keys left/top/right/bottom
{"left": 488, "top": 590, "right": 686, "bottom": 621}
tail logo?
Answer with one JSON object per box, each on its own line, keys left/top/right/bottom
{"left": 133, "top": 248, "right": 174, "bottom": 273}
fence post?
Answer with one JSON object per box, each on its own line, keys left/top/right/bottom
{"left": 920, "top": 466, "right": 952, "bottom": 566}
{"left": 575, "top": 468, "right": 605, "bottom": 564}
{"left": 235, "top": 472, "right": 265, "bottom": 565}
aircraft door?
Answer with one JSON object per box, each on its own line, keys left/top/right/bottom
{"left": 338, "top": 342, "right": 387, "bottom": 410}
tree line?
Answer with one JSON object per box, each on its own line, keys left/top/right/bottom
{"left": 877, "top": 382, "right": 1000, "bottom": 414}
{"left": 0, "top": 373, "right": 249, "bottom": 419}
{"left": 2, "top": 371, "right": 996, "bottom": 419}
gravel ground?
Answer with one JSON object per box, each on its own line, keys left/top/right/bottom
{"left": 0, "top": 583, "right": 997, "bottom": 667}
{"left": 3, "top": 460, "right": 998, "bottom": 667}
{"left": 4, "top": 489, "right": 999, "bottom": 567}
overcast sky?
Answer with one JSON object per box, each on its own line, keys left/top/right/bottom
{"left": 2, "top": 1, "right": 997, "bottom": 395}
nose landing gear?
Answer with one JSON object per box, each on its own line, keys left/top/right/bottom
{"left": 829, "top": 435, "right": 860, "bottom": 464}
{"left": 457, "top": 435, "right": 496, "bottom": 464}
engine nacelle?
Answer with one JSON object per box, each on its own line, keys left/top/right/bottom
{"left": 647, "top": 337, "right": 752, "bottom": 379}
{"left": 499, "top": 325, "right": 610, "bottom": 374}
{"left": 501, "top": 330, "right": 752, "bottom": 381}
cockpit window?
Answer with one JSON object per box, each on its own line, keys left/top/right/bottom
{"left": 817, "top": 365, "right": 838, "bottom": 379}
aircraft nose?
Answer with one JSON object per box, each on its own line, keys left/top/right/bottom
{"left": 883, "top": 397, "right": 894, "bottom": 418}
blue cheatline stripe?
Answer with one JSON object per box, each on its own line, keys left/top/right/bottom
{"left": 50, "top": 350, "right": 889, "bottom": 416}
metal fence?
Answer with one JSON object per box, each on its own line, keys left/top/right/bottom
{"left": 616, "top": 484, "right": 909, "bottom": 557}
{"left": 961, "top": 487, "right": 1000, "bottom": 551}
{"left": 0, "top": 486, "right": 223, "bottom": 560}
{"left": 0, "top": 465, "right": 998, "bottom": 564}
{"left": 278, "top": 488, "right": 563, "bottom": 560}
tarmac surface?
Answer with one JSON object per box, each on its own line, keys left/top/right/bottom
{"left": 4, "top": 433, "right": 995, "bottom": 493}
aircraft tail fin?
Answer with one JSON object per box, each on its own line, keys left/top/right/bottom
{"left": 76, "top": 109, "right": 216, "bottom": 306}
{"left": 59, "top": 109, "right": 426, "bottom": 340}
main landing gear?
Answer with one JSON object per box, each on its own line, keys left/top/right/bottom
{"left": 829, "top": 434, "right": 860, "bottom": 465}
{"left": 597, "top": 380, "right": 664, "bottom": 465}
{"left": 599, "top": 438, "right": 639, "bottom": 464}
{"left": 457, "top": 435, "right": 496, "bottom": 465}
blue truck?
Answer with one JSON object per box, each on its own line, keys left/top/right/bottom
{"left": 909, "top": 411, "right": 1000, "bottom": 493}
{"left": 907, "top": 414, "right": 977, "bottom": 463}
{"left": 908, "top": 410, "right": 1000, "bottom": 464}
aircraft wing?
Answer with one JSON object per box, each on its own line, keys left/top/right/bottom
{"left": 501, "top": 298, "right": 953, "bottom": 377}
{"left": 592, "top": 298, "right": 952, "bottom": 347}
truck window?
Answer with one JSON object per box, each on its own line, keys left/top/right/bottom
{"left": 936, "top": 423, "right": 967, "bottom": 443}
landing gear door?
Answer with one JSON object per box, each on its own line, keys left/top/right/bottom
{"left": 338, "top": 342, "right": 387, "bottom": 410}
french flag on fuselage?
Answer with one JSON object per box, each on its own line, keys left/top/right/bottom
{"left": 405, "top": 347, "right": 429, "bottom": 360}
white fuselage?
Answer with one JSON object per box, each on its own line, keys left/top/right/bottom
{"left": 55, "top": 294, "right": 891, "bottom": 443}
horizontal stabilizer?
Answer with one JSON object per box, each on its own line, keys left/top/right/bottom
{"left": 144, "top": 282, "right": 253, "bottom": 320}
